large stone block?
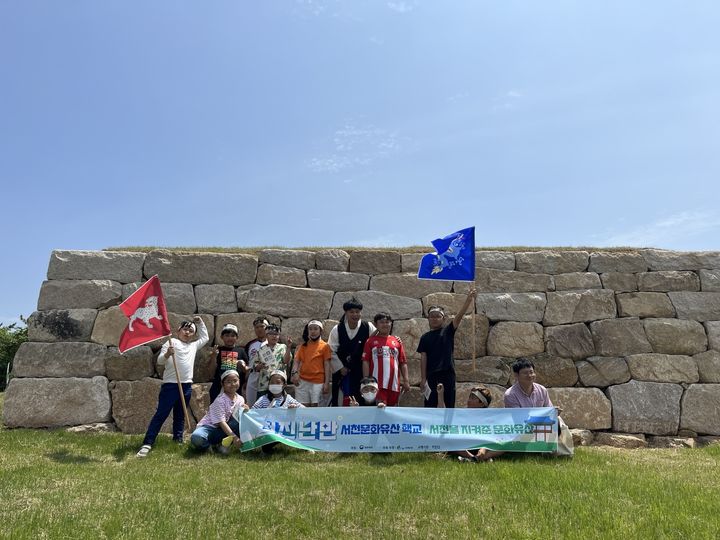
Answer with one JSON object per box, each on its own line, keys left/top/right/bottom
{"left": 486, "top": 322, "right": 544, "bottom": 357}
{"left": 246, "top": 285, "right": 334, "bottom": 319}
{"left": 607, "top": 380, "right": 682, "bottom": 435}
{"left": 258, "top": 249, "right": 315, "bottom": 270}
{"left": 642, "top": 249, "right": 703, "bottom": 271}
{"left": 454, "top": 314, "right": 490, "bottom": 359}
{"left": 554, "top": 272, "right": 601, "bottom": 290}
{"left": 315, "top": 249, "right": 350, "bottom": 271}
{"left": 329, "top": 291, "right": 422, "bottom": 320}
{"left": 106, "top": 346, "right": 156, "bottom": 381}
{"left": 626, "top": 353, "right": 699, "bottom": 383}
{"left": 588, "top": 252, "right": 647, "bottom": 273}
{"left": 256, "top": 264, "right": 308, "bottom": 287}
{"left": 236, "top": 284, "right": 262, "bottom": 311}
{"left": 123, "top": 282, "right": 197, "bottom": 314}
{"left": 476, "top": 251, "right": 516, "bottom": 270}
{"left": 544, "top": 323, "right": 595, "bottom": 360}
{"left": 530, "top": 353, "right": 578, "bottom": 387}
{"left": 12, "top": 342, "right": 107, "bottom": 378}
{"left": 393, "top": 318, "right": 430, "bottom": 362}
{"left": 110, "top": 377, "right": 170, "bottom": 434}
{"left": 637, "top": 271, "right": 700, "bottom": 292}
{"left": 680, "top": 384, "right": 720, "bottom": 435}
{"left": 455, "top": 269, "right": 554, "bottom": 293}
{"left": 193, "top": 349, "right": 216, "bottom": 383}
{"left": 515, "top": 250, "right": 589, "bottom": 274}
{"left": 28, "top": 309, "right": 97, "bottom": 342}
{"left": 400, "top": 253, "right": 424, "bottom": 273}
{"left": 643, "top": 318, "right": 707, "bottom": 355}
{"left": 616, "top": 292, "right": 675, "bottom": 318}
{"left": 455, "top": 357, "right": 511, "bottom": 385}
{"left": 38, "top": 280, "right": 122, "bottom": 310}
{"left": 547, "top": 387, "right": 611, "bottom": 430}
{"left": 195, "top": 284, "right": 237, "bottom": 314}
{"left": 576, "top": 356, "right": 630, "bottom": 387}
{"left": 3, "top": 376, "right": 111, "bottom": 428}
{"left": 475, "top": 293, "right": 546, "bottom": 322}
{"left": 705, "top": 321, "right": 720, "bottom": 351}
{"left": 699, "top": 269, "right": 720, "bottom": 292}
{"left": 600, "top": 272, "right": 638, "bottom": 292}
{"left": 90, "top": 306, "right": 129, "bottom": 346}
{"left": 307, "top": 269, "right": 369, "bottom": 292}
{"left": 590, "top": 318, "right": 652, "bottom": 356}
{"left": 422, "top": 293, "right": 471, "bottom": 317}
{"left": 693, "top": 350, "right": 720, "bottom": 383}
{"left": 669, "top": 292, "right": 720, "bottom": 322}
{"left": 190, "top": 383, "right": 212, "bottom": 422}
{"left": 47, "top": 250, "right": 145, "bottom": 283}
{"left": 696, "top": 252, "right": 720, "bottom": 268}
{"left": 144, "top": 250, "right": 257, "bottom": 285}
{"left": 349, "top": 250, "right": 402, "bottom": 275}
{"left": 543, "top": 289, "right": 617, "bottom": 326}
{"left": 370, "top": 273, "right": 452, "bottom": 299}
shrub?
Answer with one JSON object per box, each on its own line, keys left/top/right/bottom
{"left": 0, "top": 320, "right": 27, "bottom": 391}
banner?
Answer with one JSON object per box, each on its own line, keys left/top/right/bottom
{"left": 417, "top": 226, "right": 475, "bottom": 282}
{"left": 118, "top": 275, "right": 172, "bottom": 353}
{"left": 237, "top": 406, "right": 558, "bottom": 453}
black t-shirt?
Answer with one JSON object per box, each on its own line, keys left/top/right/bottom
{"left": 416, "top": 323, "right": 456, "bottom": 373}
{"left": 215, "top": 346, "right": 248, "bottom": 380}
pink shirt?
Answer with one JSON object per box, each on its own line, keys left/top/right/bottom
{"left": 504, "top": 382, "right": 552, "bottom": 408}
{"left": 198, "top": 392, "right": 244, "bottom": 427}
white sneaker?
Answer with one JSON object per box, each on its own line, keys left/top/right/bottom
{"left": 136, "top": 445, "right": 152, "bottom": 458}
{"left": 215, "top": 444, "right": 230, "bottom": 456}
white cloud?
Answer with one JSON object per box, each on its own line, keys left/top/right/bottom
{"left": 594, "top": 211, "right": 720, "bottom": 248}
{"left": 307, "top": 123, "right": 403, "bottom": 173}
{"left": 387, "top": 1, "right": 416, "bottom": 14}
{"left": 491, "top": 89, "right": 524, "bottom": 112}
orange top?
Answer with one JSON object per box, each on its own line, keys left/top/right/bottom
{"left": 295, "top": 339, "right": 331, "bottom": 384}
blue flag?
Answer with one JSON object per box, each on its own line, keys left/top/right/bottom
{"left": 417, "top": 226, "right": 475, "bottom": 282}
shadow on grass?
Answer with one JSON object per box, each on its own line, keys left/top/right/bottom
{"left": 46, "top": 449, "right": 99, "bottom": 464}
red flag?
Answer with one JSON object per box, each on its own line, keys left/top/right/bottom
{"left": 118, "top": 275, "right": 172, "bottom": 353}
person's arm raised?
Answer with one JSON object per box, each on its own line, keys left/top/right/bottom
{"left": 453, "top": 288, "right": 477, "bottom": 329}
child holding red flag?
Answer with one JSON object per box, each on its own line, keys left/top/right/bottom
{"left": 136, "top": 315, "right": 208, "bottom": 457}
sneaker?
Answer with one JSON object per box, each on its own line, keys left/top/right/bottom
{"left": 136, "top": 445, "right": 152, "bottom": 458}
{"left": 213, "top": 444, "right": 230, "bottom": 456}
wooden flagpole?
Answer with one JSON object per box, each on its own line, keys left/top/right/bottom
{"left": 167, "top": 336, "right": 193, "bottom": 434}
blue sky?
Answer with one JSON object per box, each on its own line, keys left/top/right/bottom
{"left": 2, "top": 1, "right": 719, "bottom": 324}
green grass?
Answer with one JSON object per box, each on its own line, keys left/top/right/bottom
{"left": 1, "top": 392, "right": 719, "bottom": 539}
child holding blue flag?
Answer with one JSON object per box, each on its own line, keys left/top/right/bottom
{"left": 417, "top": 287, "right": 476, "bottom": 408}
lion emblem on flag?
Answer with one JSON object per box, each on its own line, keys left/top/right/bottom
{"left": 128, "top": 295, "right": 163, "bottom": 331}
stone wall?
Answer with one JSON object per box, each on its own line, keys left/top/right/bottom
{"left": 4, "top": 248, "right": 720, "bottom": 442}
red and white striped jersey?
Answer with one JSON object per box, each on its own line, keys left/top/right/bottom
{"left": 362, "top": 335, "right": 407, "bottom": 392}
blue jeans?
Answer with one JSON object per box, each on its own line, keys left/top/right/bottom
{"left": 190, "top": 417, "right": 240, "bottom": 450}
{"left": 142, "top": 382, "right": 192, "bottom": 446}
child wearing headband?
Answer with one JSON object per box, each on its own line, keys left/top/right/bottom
{"left": 291, "top": 320, "right": 332, "bottom": 406}
{"left": 190, "top": 369, "right": 249, "bottom": 454}
{"left": 137, "top": 315, "right": 209, "bottom": 458}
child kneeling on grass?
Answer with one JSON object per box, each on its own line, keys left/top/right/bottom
{"left": 136, "top": 316, "right": 208, "bottom": 458}
{"left": 189, "top": 369, "right": 249, "bottom": 454}
{"left": 252, "top": 369, "right": 303, "bottom": 454}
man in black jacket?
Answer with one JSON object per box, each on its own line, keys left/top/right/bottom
{"left": 327, "top": 298, "right": 377, "bottom": 406}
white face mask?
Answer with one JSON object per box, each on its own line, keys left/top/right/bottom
{"left": 268, "top": 384, "right": 284, "bottom": 395}
{"left": 362, "top": 391, "right": 377, "bottom": 403}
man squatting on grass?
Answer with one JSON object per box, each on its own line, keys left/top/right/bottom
{"left": 137, "top": 316, "right": 209, "bottom": 458}
{"left": 418, "top": 288, "right": 477, "bottom": 408}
